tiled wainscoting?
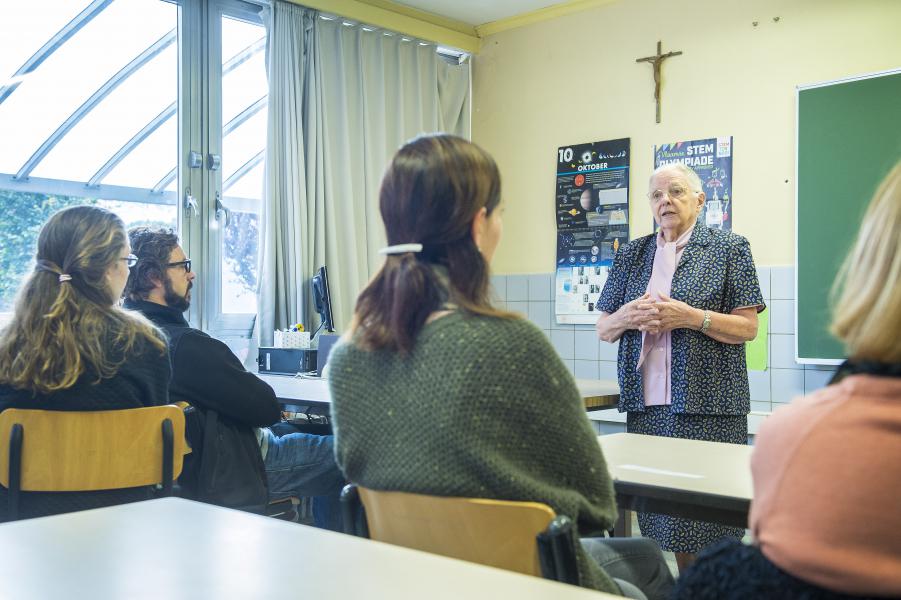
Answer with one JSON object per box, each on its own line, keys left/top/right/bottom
{"left": 491, "top": 266, "right": 837, "bottom": 428}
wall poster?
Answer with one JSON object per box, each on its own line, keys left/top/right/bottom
{"left": 654, "top": 136, "right": 733, "bottom": 231}
{"left": 554, "top": 138, "right": 630, "bottom": 325}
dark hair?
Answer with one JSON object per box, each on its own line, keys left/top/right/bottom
{"left": 351, "top": 134, "right": 516, "bottom": 353}
{"left": 125, "top": 227, "right": 181, "bottom": 301}
{"left": 0, "top": 206, "right": 166, "bottom": 393}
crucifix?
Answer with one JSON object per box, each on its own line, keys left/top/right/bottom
{"left": 636, "top": 40, "right": 682, "bottom": 123}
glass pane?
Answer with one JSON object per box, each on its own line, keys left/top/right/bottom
{"left": 34, "top": 44, "right": 178, "bottom": 184}
{"left": 0, "top": 191, "right": 91, "bottom": 311}
{"left": 224, "top": 160, "right": 263, "bottom": 201}
{"left": 0, "top": 193, "right": 176, "bottom": 313}
{"left": 104, "top": 115, "right": 177, "bottom": 190}
{"left": 221, "top": 211, "right": 260, "bottom": 314}
{"left": 0, "top": 0, "right": 176, "bottom": 179}
{"left": 222, "top": 110, "right": 266, "bottom": 179}
{"left": 0, "top": 0, "right": 179, "bottom": 313}
{"left": 220, "top": 15, "right": 266, "bottom": 315}
{"left": 95, "top": 199, "right": 177, "bottom": 232}
{"left": 0, "top": 2, "right": 84, "bottom": 80}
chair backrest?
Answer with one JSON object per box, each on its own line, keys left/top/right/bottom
{"left": 352, "top": 485, "right": 558, "bottom": 577}
{"left": 0, "top": 406, "right": 190, "bottom": 492}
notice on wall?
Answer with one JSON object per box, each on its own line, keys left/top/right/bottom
{"left": 554, "top": 138, "right": 630, "bottom": 325}
{"left": 654, "top": 136, "right": 733, "bottom": 231}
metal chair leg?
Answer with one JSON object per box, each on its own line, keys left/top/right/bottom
{"left": 7, "top": 424, "right": 23, "bottom": 521}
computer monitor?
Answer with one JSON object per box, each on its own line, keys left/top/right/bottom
{"left": 310, "top": 265, "right": 335, "bottom": 333}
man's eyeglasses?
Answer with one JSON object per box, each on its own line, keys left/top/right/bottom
{"left": 121, "top": 254, "right": 138, "bottom": 269}
{"left": 166, "top": 259, "right": 192, "bottom": 273}
{"left": 648, "top": 184, "right": 692, "bottom": 202}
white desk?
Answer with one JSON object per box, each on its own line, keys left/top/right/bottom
{"left": 0, "top": 498, "right": 619, "bottom": 600}
{"left": 598, "top": 433, "right": 753, "bottom": 534}
{"left": 257, "top": 372, "right": 332, "bottom": 409}
{"left": 257, "top": 372, "right": 619, "bottom": 412}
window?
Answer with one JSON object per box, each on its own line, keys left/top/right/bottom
{"left": 0, "top": 0, "right": 266, "bottom": 340}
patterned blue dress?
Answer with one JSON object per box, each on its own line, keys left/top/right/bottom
{"left": 597, "top": 225, "right": 764, "bottom": 553}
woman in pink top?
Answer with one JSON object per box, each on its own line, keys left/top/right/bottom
{"left": 673, "top": 160, "right": 901, "bottom": 598}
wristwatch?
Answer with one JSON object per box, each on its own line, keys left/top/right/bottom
{"left": 699, "top": 310, "right": 712, "bottom": 334}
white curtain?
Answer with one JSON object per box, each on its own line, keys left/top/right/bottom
{"left": 256, "top": 4, "right": 471, "bottom": 344}
{"left": 257, "top": 2, "right": 315, "bottom": 347}
{"left": 307, "top": 19, "right": 470, "bottom": 333}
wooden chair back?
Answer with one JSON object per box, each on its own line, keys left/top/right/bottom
{"left": 356, "top": 486, "right": 557, "bottom": 577}
{"left": 0, "top": 406, "right": 190, "bottom": 492}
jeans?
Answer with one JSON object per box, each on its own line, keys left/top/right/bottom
{"left": 262, "top": 428, "right": 345, "bottom": 531}
{"left": 581, "top": 537, "right": 675, "bottom": 600}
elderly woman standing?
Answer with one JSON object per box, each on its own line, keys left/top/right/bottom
{"left": 595, "top": 163, "right": 764, "bottom": 571}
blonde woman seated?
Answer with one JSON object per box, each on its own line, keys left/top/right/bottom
{"left": 328, "top": 134, "right": 673, "bottom": 599}
{"left": 673, "top": 160, "right": 901, "bottom": 599}
{"left": 0, "top": 206, "right": 171, "bottom": 520}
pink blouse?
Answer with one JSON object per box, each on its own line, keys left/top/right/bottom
{"left": 638, "top": 225, "right": 694, "bottom": 406}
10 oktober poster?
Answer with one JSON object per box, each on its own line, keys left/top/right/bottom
{"left": 554, "top": 138, "right": 630, "bottom": 324}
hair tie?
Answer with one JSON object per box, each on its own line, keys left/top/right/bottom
{"left": 379, "top": 243, "right": 423, "bottom": 256}
{"left": 58, "top": 274, "right": 72, "bottom": 283}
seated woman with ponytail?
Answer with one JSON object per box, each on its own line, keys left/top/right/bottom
{"left": 328, "top": 134, "right": 673, "bottom": 600}
{"left": 0, "top": 205, "right": 171, "bottom": 520}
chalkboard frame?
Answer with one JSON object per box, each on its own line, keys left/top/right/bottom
{"left": 795, "top": 68, "right": 901, "bottom": 364}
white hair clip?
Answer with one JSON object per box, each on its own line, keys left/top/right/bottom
{"left": 378, "top": 243, "right": 423, "bottom": 255}
{"left": 58, "top": 274, "right": 72, "bottom": 283}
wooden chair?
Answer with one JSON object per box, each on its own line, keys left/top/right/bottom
{"left": 0, "top": 406, "right": 190, "bottom": 521}
{"left": 340, "top": 484, "right": 580, "bottom": 585}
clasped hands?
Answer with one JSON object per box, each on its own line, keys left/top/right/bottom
{"left": 622, "top": 292, "right": 701, "bottom": 335}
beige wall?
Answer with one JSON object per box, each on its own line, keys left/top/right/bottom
{"left": 472, "top": 0, "right": 901, "bottom": 274}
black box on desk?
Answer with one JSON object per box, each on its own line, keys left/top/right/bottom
{"left": 257, "top": 347, "right": 318, "bottom": 375}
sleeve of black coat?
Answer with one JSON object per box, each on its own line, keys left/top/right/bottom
{"left": 171, "top": 331, "right": 280, "bottom": 426}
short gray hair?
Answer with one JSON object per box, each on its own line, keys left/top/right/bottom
{"left": 649, "top": 163, "right": 703, "bottom": 193}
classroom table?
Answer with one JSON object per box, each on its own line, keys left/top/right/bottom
{"left": 257, "top": 371, "right": 620, "bottom": 412}
{"left": 0, "top": 498, "right": 620, "bottom": 600}
{"left": 598, "top": 433, "right": 753, "bottom": 536}
{"left": 257, "top": 372, "right": 332, "bottom": 410}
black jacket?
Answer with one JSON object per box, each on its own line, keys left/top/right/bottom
{"left": 124, "top": 299, "right": 278, "bottom": 511}
{"left": 124, "top": 299, "right": 279, "bottom": 427}
{"left": 672, "top": 538, "right": 884, "bottom": 600}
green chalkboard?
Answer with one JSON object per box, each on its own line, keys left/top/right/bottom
{"left": 796, "top": 70, "right": 901, "bottom": 362}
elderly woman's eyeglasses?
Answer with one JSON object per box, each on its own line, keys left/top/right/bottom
{"left": 121, "top": 254, "right": 138, "bottom": 269}
{"left": 648, "top": 184, "right": 692, "bottom": 202}
{"left": 166, "top": 259, "right": 192, "bottom": 273}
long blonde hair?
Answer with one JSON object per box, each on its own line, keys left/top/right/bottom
{"left": 830, "top": 160, "right": 901, "bottom": 363}
{"left": 0, "top": 206, "right": 167, "bottom": 394}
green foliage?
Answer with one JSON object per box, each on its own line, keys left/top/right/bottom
{"left": 0, "top": 190, "right": 96, "bottom": 311}
{"left": 224, "top": 211, "right": 259, "bottom": 294}
{"left": 0, "top": 190, "right": 258, "bottom": 310}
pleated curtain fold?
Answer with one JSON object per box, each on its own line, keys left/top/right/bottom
{"left": 256, "top": 1, "right": 470, "bottom": 348}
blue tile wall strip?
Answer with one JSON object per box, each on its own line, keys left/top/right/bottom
{"left": 497, "top": 270, "right": 836, "bottom": 414}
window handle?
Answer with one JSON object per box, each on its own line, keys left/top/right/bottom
{"left": 215, "top": 191, "right": 231, "bottom": 228}
{"left": 184, "top": 188, "right": 198, "bottom": 218}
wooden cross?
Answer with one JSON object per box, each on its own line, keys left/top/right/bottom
{"left": 636, "top": 41, "right": 682, "bottom": 123}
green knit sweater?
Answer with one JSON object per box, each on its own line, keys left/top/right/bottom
{"left": 328, "top": 311, "right": 620, "bottom": 595}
